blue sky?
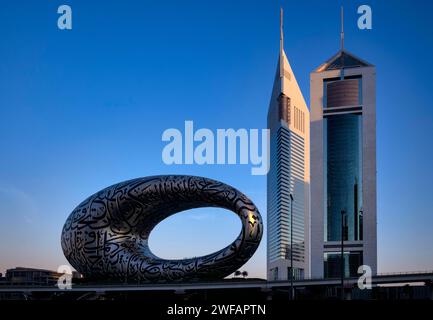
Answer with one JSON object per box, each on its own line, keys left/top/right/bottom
{"left": 0, "top": 0, "right": 433, "bottom": 278}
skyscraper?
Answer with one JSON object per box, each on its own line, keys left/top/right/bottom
{"left": 267, "top": 9, "right": 310, "bottom": 281}
{"left": 310, "top": 22, "right": 377, "bottom": 278}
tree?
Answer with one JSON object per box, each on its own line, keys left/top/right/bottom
{"left": 234, "top": 270, "right": 241, "bottom": 278}
{"left": 241, "top": 271, "right": 248, "bottom": 278}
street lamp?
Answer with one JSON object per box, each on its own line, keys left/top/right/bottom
{"left": 290, "top": 193, "right": 294, "bottom": 300}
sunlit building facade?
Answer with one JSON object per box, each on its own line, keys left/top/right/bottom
{"left": 267, "top": 11, "right": 310, "bottom": 281}
{"left": 310, "top": 49, "right": 377, "bottom": 278}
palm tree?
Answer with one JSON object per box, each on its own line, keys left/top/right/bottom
{"left": 234, "top": 270, "right": 241, "bottom": 278}
{"left": 241, "top": 270, "right": 248, "bottom": 279}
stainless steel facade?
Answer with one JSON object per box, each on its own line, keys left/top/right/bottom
{"left": 61, "top": 175, "right": 263, "bottom": 282}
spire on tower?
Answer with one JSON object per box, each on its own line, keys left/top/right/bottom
{"left": 340, "top": 6, "right": 345, "bottom": 78}
{"left": 340, "top": 6, "right": 344, "bottom": 51}
{"left": 280, "top": 7, "right": 284, "bottom": 78}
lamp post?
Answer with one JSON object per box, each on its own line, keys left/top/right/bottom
{"left": 290, "top": 193, "right": 294, "bottom": 300}
{"left": 340, "top": 209, "right": 346, "bottom": 300}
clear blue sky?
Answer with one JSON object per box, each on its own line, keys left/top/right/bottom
{"left": 1, "top": 0, "right": 432, "bottom": 278}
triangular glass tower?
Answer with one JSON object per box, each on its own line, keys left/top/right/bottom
{"left": 267, "top": 9, "right": 310, "bottom": 281}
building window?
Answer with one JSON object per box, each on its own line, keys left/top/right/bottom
{"left": 272, "top": 267, "right": 279, "bottom": 281}
{"left": 292, "top": 106, "right": 305, "bottom": 133}
{"left": 288, "top": 267, "right": 304, "bottom": 280}
{"left": 278, "top": 95, "right": 291, "bottom": 125}
{"left": 323, "top": 77, "right": 362, "bottom": 108}
{"left": 324, "top": 114, "right": 363, "bottom": 241}
{"left": 323, "top": 252, "right": 363, "bottom": 278}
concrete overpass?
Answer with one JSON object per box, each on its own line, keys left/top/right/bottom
{"left": 0, "top": 271, "right": 432, "bottom": 293}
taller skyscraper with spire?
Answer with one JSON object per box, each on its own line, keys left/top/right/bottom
{"left": 310, "top": 8, "right": 377, "bottom": 278}
{"left": 267, "top": 9, "right": 310, "bottom": 281}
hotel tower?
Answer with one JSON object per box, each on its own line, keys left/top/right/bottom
{"left": 310, "top": 12, "right": 377, "bottom": 278}
{"left": 267, "top": 9, "right": 310, "bottom": 281}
